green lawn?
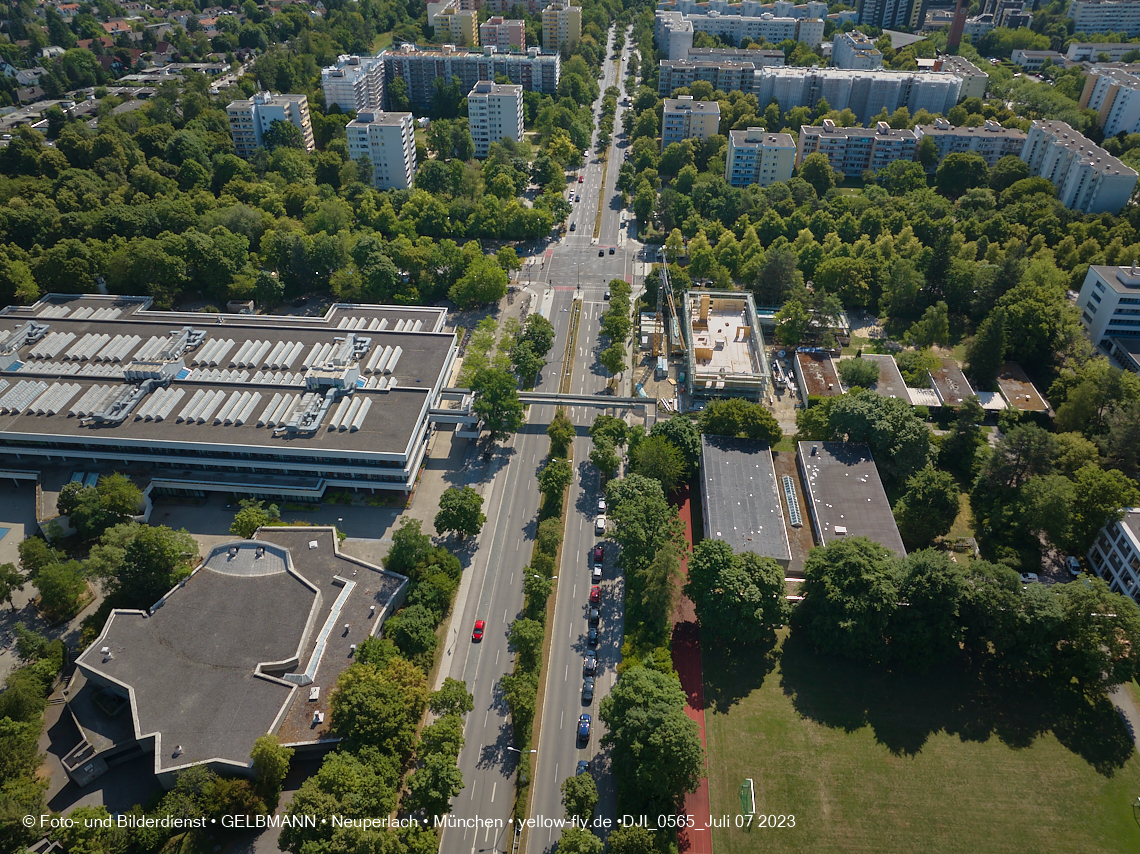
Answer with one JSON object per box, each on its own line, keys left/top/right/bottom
{"left": 705, "top": 630, "right": 1140, "bottom": 854}
{"left": 371, "top": 30, "right": 393, "bottom": 52}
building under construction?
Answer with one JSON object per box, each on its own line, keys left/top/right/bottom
{"left": 680, "top": 289, "right": 771, "bottom": 401}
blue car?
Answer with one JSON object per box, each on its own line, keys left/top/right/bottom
{"left": 576, "top": 760, "right": 591, "bottom": 776}
{"left": 578, "top": 713, "right": 591, "bottom": 742}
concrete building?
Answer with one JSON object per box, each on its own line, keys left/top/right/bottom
{"left": 856, "top": 0, "right": 917, "bottom": 30}
{"left": 467, "top": 80, "right": 523, "bottom": 157}
{"left": 680, "top": 289, "right": 772, "bottom": 400}
{"left": 1076, "top": 263, "right": 1140, "bottom": 354}
{"left": 0, "top": 293, "right": 464, "bottom": 500}
{"left": 542, "top": 1, "right": 581, "bottom": 51}
{"left": 1079, "top": 64, "right": 1140, "bottom": 135}
{"left": 937, "top": 53, "right": 989, "bottom": 100}
{"left": 662, "top": 96, "right": 722, "bottom": 149}
{"left": 913, "top": 119, "right": 1027, "bottom": 167}
{"left": 1066, "top": 42, "right": 1140, "bottom": 62}
{"left": 793, "top": 348, "right": 842, "bottom": 401}
{"left": 754, "top": 67, "right": 962, "bottom": 124}
{"left": 797, "top": 441, "right": 906, "bottom": 557}
{"left": 725, "top": 126, "right": 796, "bottom": 187}
{"left": 226, "top": 91, "right": 314, "bottom": 158}
{"left": 655, "top": 11, "right": 695, "bottom": 61}
{"left": 479, "top": 16, "right": 525, "bottom": 52}
{"left": 1010, "top": 49, "right": 1066, "bottom": 70}
{"left": 686, "top": 46, "right": 786, "bottom": 65}
{"left": 1088, "top": 508, "right": 1140, "bottom": 601}
{"left": 381, "top": 45, "right": 560, "bottom": 110}
{"left": 659, "top": 59, "right": 762, "bottom": 97}
{"left": 64, "top": 530, "right": 407, "bottom": 789}
{"left": 797, "top": 120, "right": 918, "bottom": 178}
{"left": 655, "top": 9, "right": 823, "bottom": 54}
{"left": 1020, "top": 120, "right": 1138, "bottom": 214}
{"left": 321, "top": 54, "right": 384, "bottom": 114}
{"left": 346, "top": 111, "right": 417, "bottom": 190}
{"left": 832, "top": 30, "right": 884, "bottom": 70}
{"left": 435, "top": 6, "right": 479, "bottom": 46}
{"left": 699, "top": 435, "right": 792, "bottom": 568}
{"left": 1069, "top": 0, "right": 1140, "bottom": 37}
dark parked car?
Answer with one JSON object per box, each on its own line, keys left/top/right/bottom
{"left": 583, "top": 653, "right": 597, "bottom": 675}
{"left": 587, "top": 627, "right": 599, "bottom": 647}
{"left": 588, "top": 607, "right": 600, "bottom": 626}
{"left": 578, "top": 713, "right": 591, "bottom": 742}
{"left": 582, "top": 676, "right": 595, "bottom": 703}
{"left": 608, "top": 246, "right": 615, "bottom": 254}
{"left": 576, "top": 760, "right": 591, "bottom": 776}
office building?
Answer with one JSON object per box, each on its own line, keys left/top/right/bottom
{"left": 1080, "top": 64, "right": 1140, "bottom": 135}
{"left": 798, "top": 119, "right": 918, "bottom": 177}
{"left": 226, "top": 91, "right": 314, "bottom": 158}
{"left": 321, "top": 54, "right": 384, "bottom": 114}
{"left": 754, "top": 67, "right": 961, "bottom": 124}
{"left": 913, "top": 119, "right": 1027, "bottom": 167}
{"left": 659, "top": 59, "right": 762, "bottom": 97}
{"left": 936, "top": 54, "right": 989, "bottom": 100}
{"left": 725, "top": 126, "right": 796, "bottom": 187}
{"left": 662, "top": 96, "right": 721, "bottom": 149}
{"left": 687, "top": 46, "right": 786, "bottom": 65}
{"left": 542, "top": 1, "right": 581, "bottom": 51}
{"left": 382, "top": 44, "right": 560, "bottom": 110}
{"left": 962, "top": 13, "right": 996, "bottom": 37}
{"left": 435, "top": 6, "right": 479, "bottom": 46}
{"left": 346, "top": 111, "right": 417, "bottom": 190}
{"left": 1069, "top": 0, "right": 1140, "bottom": 37}
{"left": 1010, "top": 49, "right": 1066, "bottom": 70}
{"left": 1066, "top": 42, "right": 1140, "bottom": 62}
{"left": 467, "top": 80, "right": 523, "bottom": 157}
{"left": 1088, "top": 508, "right": 1140, "bottom": 601}
{"left": 856, "top": 0, "right": 917, "bottom": 30}
{"left": 479, "top": 16, "right": 525, "bottom": 52}
{"left": 680, "top": 289, "right": 772, "bottom": 400}
{"left": 832, "top": 30, "right": 883, "bottom": 69}
{"left": 0, "top": 293, "right": 463, "bottom": 499}
{"left": 1076, "top": 263, "right": 1140, "bottom": 351}
{"left": 1020, "top": 120, "right": 1138, "bottom": 214}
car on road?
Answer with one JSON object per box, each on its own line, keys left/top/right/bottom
{"left": 1020, "top": 572, "right": 1039, "bottom": 584}
{"left": 594, "top": 543, "right": 604, "bottom": 562}
{"left": 472, "top": 620, "right": 485, "bottom": 642}
{"left": 582, "top": 676, "right": 595, "bottom": 703}
{"left": 578, "top": 713, "right": 591, "bottom": 742}
{"left": 575, "top": 194, "right": 581, "bottom": 202}
{"left": 570, "top": 222, "right": 576, "bottom": 231}
{"left": 583, "top": 653, "right": 597, "bottom": 675}
{"left": 599, "top": 249, "right": 605, "bottom": 256}
{"left": 579, "top": 175, "right": 585, "bottom": 183}
{"left": 587, "top": 626, "right": 599, "bottom": 647}
{"left": 604, "top": 290, "right": 611, "bottom": 300}
{"left": 596, "top": 498, "right": 606, "bottom": 514}
{"left": 1065, "top": 556, "right": 1082, "bottom": 576}
{"left": 590, "top": 585, "right": 601, "bottom": 604}
{"left": 576, "top": 760, "right": 591, "bottom": 776}
{"left": 588, "top": 607, "right": 600, "bottom": 626}
{"left": 595, "top": 515, "right": 606, "bottom": 535}
{"left": 608, "top": 246, "right": 615, "bottom": 254}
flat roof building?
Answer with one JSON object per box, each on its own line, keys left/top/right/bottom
{"left": 64, "top": 528, "right": 407, "bottom": 788}
{"left": 995, "top": 361, "right": 1050, "bottom": 412}
{"left": 542, "top": 1, "right": 581, "bottom": 51}
{"left": 346, "top": 111, "right": 417, "bottom": 190}
{"left": 0, "top": 294, "right": 464, "bottom": 500}
{"left": 1011, "top": 49, "right": 1066, "bottom": 70}
{"left": 480, "top": 16, "right": 525, "bottom": 52}
{"left": 1088, "top": 508, "right": 1140, "bottom": 602}
{"left": 797, "top": 441, "right": 906, "bottom": 557}
{"left": 226, "top": 91, "right": 314, "bottom": 158}
{"left": 659, "top": 59, "right": 762, "bottom": 97}
{"left": 681, "top": 289, "right": 771, "bottom": 400}
{"left": 798, "top": 120, "right": 918, "bottom": 178}
{"left": 842, "top": 353, "right": 908, "bottom": 400}
{"left": 700, "top": 435, "right": 791, "bottom": 568}
{"left": 1079, "top": 63, "right": 1140, "bottom": 136}
{"left": 755, "top": 67, "right": 961, "bottom": 124}
{"left": 435, "top": 6, "right": 479, "bottom": 46}
{"left": 927, "top": 357, "right": 975, "bottom": 407}
{"left": 725, "top": 126, "right": 796, "bottom": 188}
{"left": 793, "top": 348, "right": 841, "bottom": 400}
{"left": 686, "top": 46, "right": 786, "bottom": 65}
{"left": 832, "top": 31, "right": 883, "bottom": 70}
{"left": 467, "top": 80, "right": 523, "bottom": 157}
{"left": 1069, "top": 0, "right": 1140, "bottom": 37}
{"left": 1066, "top": 42, "right": 1140, "bottom": 62}
{"left": 1077, "top": 263, "right": 1140, "bottom": 353}
{"left": 936, "top": 54, "right": 989, "bottom": 100}
{"left": 321, "top": 54, "right": 384, "bottom": 114}
{"left": 662, "top": 96, "right": 721, "bottom": 149}
{"left": 914, "top": 118, "right": 1027, "bottom": 167}
{"left": 1020, "top": 119, "right": 1138, "bottom": 214}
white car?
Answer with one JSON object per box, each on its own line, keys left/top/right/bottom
{"left": 594, "top": 515, "right": 606, "bottom": 535}
{"left": 1065, "top": 556, "right": 1081, "bottom": 576}
{"left": 1020, "top": 572, "right": 1039, "bottom": 584}
{"left": 597, "top": 497, "right": 607, "bottom": 514}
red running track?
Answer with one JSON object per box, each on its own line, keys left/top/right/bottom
{"left": 670, "top": 485, "right": 712, "bottom": 854}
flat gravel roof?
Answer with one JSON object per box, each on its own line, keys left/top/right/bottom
{"left": 700, "top": 434, "right": 792, "bottom": 564}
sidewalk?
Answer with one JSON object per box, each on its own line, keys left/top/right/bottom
{"left": 670, "top": 485, "right": 712, "bottom": 854}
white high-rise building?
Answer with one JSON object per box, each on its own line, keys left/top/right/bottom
{"left": 832, "top": 31, "right": 883, "bottom": 69}
{"left": 1080, "top": 64, "right": 1140, "bottom": 136}
{"left": 467, "top": 80, "right": 524, "bottom": 157}
{"left": 662, "top": 96, "right": 721, "bottom": 149}
{"left": 753, "top": 67, "right": 961, "bottom": 124}
{"left": 725, "top": 126, "right": 796, "bottom": 187}
{"left": 226, "top": 92, "right": 314, "bottom": 158}
{"left": 321, "top": 54, "right": 384, "bottom": 114}
{"left": 1020, "top": 120, "right": 1138, "bottom": 214}
{"left": 913, "top": 119, "right": 1027, "bottom": 167}
{"left": 1087, "top": 508, "right": 1140, "bottom": 601}
{"left": 1069, "top": 0, "right": 1140, "bottom": 37}
{"left": 346, "top": 111, "right": 417, "bottom": 190}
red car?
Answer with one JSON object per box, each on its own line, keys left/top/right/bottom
{"left": 589, "top": 586, "right": 600, "bottom": 605}
{"left": 472, "top": 620, "right": 485, "bottom": 642}
{"left": 578, "top": 175, "right": 585, "bottom": 183}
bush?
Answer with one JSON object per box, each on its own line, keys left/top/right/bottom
{"left": 838, "top": 356, "right": 880, "bottom": 388}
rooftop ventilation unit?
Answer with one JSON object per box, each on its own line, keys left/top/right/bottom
{"left": 0, "top": 320, "right": 50, "bottom": 371}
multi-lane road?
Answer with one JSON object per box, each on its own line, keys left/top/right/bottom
{"left": 438, "top": 24, "right": 640, "bottom": 854}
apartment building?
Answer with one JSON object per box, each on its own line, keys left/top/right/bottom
{"left": 479, "top": 16, "right": 525, "bottom": 52}
{"left": 1020, "top": 119, "right": 1138, "bottom": 214}
{"left": 1066, "top": 42, "right": 1140, "bottom": 62}
{"left": 936, "top": 54, "right": 989, "bottom": 100}
{"left": 346, "top": 111, "right": 417, "bottom": 190}
{"left": 797, "top": 119, "right": 918, "bottom": 178}
{"left": 1069, "top": 0, "right": 1140, "bottom": 37}
{"left": 382, "top": 45, "right": 560, "bottom": 110}
{"left": 659, "top": 59, "right": 761, "bottom": 97}
{"left": 321, "top": 54, "right": 384, "bottom": 114}
{"left": 913, "top": 119, "right": 1027, "bottom": 167}
{"left": 1080, "top": 64, "right": 1140, "bottom": 135}
{"left": 1087, "top": 508, "right": 1140, "bottom": 601}
{"left": 1010, "top": 49, "right": 1066, "bottom": 70}
{"left": 832, "top": 31, "right": 883, "bottom": 69}
{"left": 542, "top": 1, "right": 581, "bottom": 51}
{"left": 856, "top": 0, "right": 917, "bottom": 30}
{"left": 662, "top": 96, "right": 722, "bottom": 149}
{"left": 655, "top": 9, "right": 823, "bottom": 53}
{"left": 226, "top": 91, "right": 314, "bottom": 158}
{"left": 686, "top": 47, "right": 786, "bottom": 65}
{"left": 755, "top": 67, "right": 961, "bottom": 124}
{"left": 725, "top": 126, "right": 796, "bottom": 187}
{"left": 1076, "top": 262, "right": 1140, "bottom": 349}
{"left": 467, "top": 80, "right": 524, "bottom": 157}
{"left": 435, "top": 7, "right": 479, "bottom": 46}
{"left": 656, "top": 11, "right": 695, "bottom": 61}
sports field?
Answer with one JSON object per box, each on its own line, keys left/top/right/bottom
{"left": 704, "top": 630, "right": 1140, "bottom": 854}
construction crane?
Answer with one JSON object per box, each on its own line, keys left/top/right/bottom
{"left": 653, "top": 247, "right": 681, "bottom": 357}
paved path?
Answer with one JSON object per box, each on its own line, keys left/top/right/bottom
{"left": 670, "top": 486, "right": 712, "bottom": 854}
{"left": 1111, "top": 683, "right": 1140, "bottom": 749}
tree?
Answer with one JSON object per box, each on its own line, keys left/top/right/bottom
{"left": 406, "top": 752, "right": 464, "bottom": 817}
{"left": 538, "top": 457, "right": 573, "bottom": 502}
{"left": 965, "top": 311, "right": 1006, "bottom": 390}
{"left": 389, "top": 604, "right": 440, "bottom": 666}
{"left": 796, "top": 537, "right": 905, "bottom": 662}
{"left": 799, "top": 152, "right": 836, "bottom": 197}
{"left": 890, "top": 549, "right": 970, "bottom": 669}
{"left": 599, "top": 666, "right": 702, "bottom": 816}
{"left": 650, "top": 415, "right": 701, "bottom": 472}
{"left": 1053, "top": 575, "right": 1140, "bottom": 693}
{"left": 893, "top": 466, "right": 960, "bottom": 549}
{"left": 878, "top": 159, "right": 928, "bottom": 194}
{"left": 935, "top": 152, "right": 989, "bottom": 198}
{"left": 558, "top": 828, "right": 604, "bottom": 854}
{"left": 561, "top": 773, "right": 599, "bottom": 822}
{"left": 989, "top": 154, "right": 1029, "bottom": 193}
{"left": 329, "top": 657, "right": 429, "bottom": 759}
{"left": 756, "top": 246, "right": 803, "bottom": 306}
{"left": 606, "top": 825, "right": 657, "bottom": 854}
{"left": 112, "top": 526, "right": 198, "bottom": 607}
{"left": 262, "top": 119, "right": 304, "bottom": 151}
{"left": 591, "top": 415, "right": 629, "bottom": 447}
{"left": 590, "top": 437, "right": 620, "bottom": 480}
{"left": 686, "top": 541, "right": 787, "bottom": 644}
{"left": 435, "top": 486, "right": 486, "bottom": 540}
{"left": 916, "top": 134, "right": 939, "bottom": 171}
{"left": 547, "top": 407, "right": 575, "bottom": 458}
{"left": 1067, "top": 464, "right": 1140, "bottom": 553}
{"left": 472, "top": 367, "right": 524, "bottom": 441}
{"left": 519, "top": 314, "right": 555, "bottom": 358}
{"left": 599, "top": 343, "right": 626, "bottom": 377}
{"left": 508, "top": 618, "right": 544, "bottom": 672}
{"left": 250, "top": 735, "right": 294, "bottom": 810}
{"left": 430, "top": 677, "right": 475, "bottom": 718}
{"left": 17, "top": 537, "right": 60, "bottom": 580}
{"left": 254, "top": 269, "right": 283, "bottom": 307}
{"left": 607, "top": 474, "right": 686, "bottom": 577}
{"left": 773, "top": 299, "right": 811, "bottom": 344}
{"left": 904, "top": 301, "right": 950, "bottom": 348}
{"left": 420, "top": 713, "right": 465, "bottom": 759}
{"left": 35, "top": 559, "right": 86, "bottom": 622}
{"left": 449, "top": 256, "right": 508, "bottom": 308}
{"left": 230, "top": 499, "right": 280, "bottom": 539}
{"left": 0, "top": 563, "right": 25, "bottom": 611}
{"left": 698, "top": 398, "right": 782, "bottom": 444}
{"left": 385, "top": 518, "right": 432, "bottom": 577}
{"left": 633, "top": 434, "right": 687, "bottom": 493}
{"left": 837, "top": 357, "right": 879, "bottom": 389}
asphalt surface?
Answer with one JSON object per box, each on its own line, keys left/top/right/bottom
{"left": 438, "top": 24, "right": 639, "bottom": 854}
